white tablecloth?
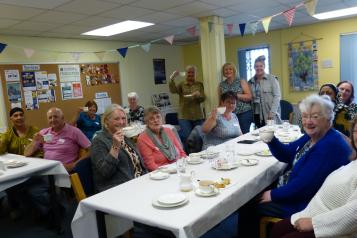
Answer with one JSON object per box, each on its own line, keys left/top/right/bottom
{"left": 0, "top": 153, "right": 70, "bottom": 191}
{"left": 71, "top": 131, "right": 287, "bottom": 238}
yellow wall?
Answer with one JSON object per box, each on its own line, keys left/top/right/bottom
{"left": 182, "top": 17, "right": 357, "bottom": 104}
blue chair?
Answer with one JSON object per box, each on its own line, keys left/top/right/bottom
{"left": 70, "top": 158, "right": 94, "bottom": 201}
{"left": 280, "top": 100, "right": 293, "bottom": 122}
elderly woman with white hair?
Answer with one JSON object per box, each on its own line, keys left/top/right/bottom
{"left": 126, "top": 92, "right": 144, "bottom": 124}
{"left": 90, "top": 104, "right": 146, "bottom": 193}
{"left": 238, "top": 94, "right": 352, "bottom": 238}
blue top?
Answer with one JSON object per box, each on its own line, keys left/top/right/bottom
{"left": 268, "top": 128, "right": 351, "bottom": 217}
{"left": 202, "top": 113, "right": 242, "bottom": 149}
{"left": 77, "top": 112, "right": 101, "bottom": 141}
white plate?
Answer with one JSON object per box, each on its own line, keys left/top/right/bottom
{"left": 149, "top": 171, "right": 169, "bottom": 180}
{"left": 236, "top": 151, "right": 255, "bottom": 156}
{"left": 195, "top": 187, "right": 219, "bottom": 197}
{"left": 240, "top": 159, "right": 259, "bottom": 166}
{"left": 211, "top": 162, "right": 239, "bottom": 170}
{"left": 201, "top": 151, "right": 220, "bottom": 159}
{"left": 152, "top": 197, "right": 188, "bottom": 208}
{"left": 158, "top": 164, "right": 177, "bottom": 174}
{"left": 187, "top": 158, "right": 204, "bottom": 164}
{"left": 6, "top": 161, "right": 28, "bottom": 168}
{"left": 255, "top": 150, "right": 272, "bottom": 157}
{"left": 277, "top": 137, "right": 296, "bottom": 143}
{"left": 157, "top": 193, "right": 187, "bottom": 205}
{"left": 183, "top": 94, "right": 193, "bottom": 98}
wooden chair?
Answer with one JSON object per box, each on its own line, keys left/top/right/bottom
{"left": 259, "top": 216, "right": 282, "bottom": 238}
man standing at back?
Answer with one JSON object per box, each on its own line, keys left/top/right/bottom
{"left": 25, "top": 107, "right": 91, "bottom": 172}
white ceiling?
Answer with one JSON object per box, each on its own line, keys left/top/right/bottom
{"left": 0, "top": 0, "right": 356, "bottom": 45}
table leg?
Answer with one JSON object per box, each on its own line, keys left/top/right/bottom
{"left": 48, "top": 175, "right": 64, "bottom": 234}
{"left": 96, "top": 210, "right": 107, "bottom": 238}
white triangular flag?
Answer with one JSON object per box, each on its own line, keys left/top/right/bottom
{"left": 24, "top": 48, "right": 35, "bottom": 58}
{"left": 164, "top": 35, "right": 174, "bottom": 45}
{"left": 141, "top": 43, "right": 151, "bottom": 53}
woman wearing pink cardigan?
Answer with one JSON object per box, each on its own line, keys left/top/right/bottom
{"left": 137, "top": 106, "right": 186, "bottom": 171}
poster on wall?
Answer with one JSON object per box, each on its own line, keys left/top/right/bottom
{"left": 151, "top": 93, "right": 172, "bottom": 109}
{"left": 6, "top": 82, "right": 22, "bottom": 102}
{"left": 58, "top": 64, "right": 81, "bottom": 82}
{"left": 72, "top": 82, "right": 83, "bottom": 98}
{"left": 24, "top": 91, "right": 39, "bottom": 110}
{"left": 37, "top": 89, "right": 56, "bottom": 103}
{"left": 60, "top": 82, "right": 83, "bottom": 100}
{"left": 5, "top": 70, "right": 20, "bottom": 82}
{"left": 288, "top": 40, "right": 318, "bottom": 91}
{"left": 21, "top": 71, "right": 37, "bottom": 91}
{"left": 35, "top": 71, "right": 49, "bottom": 90}
{"left": 153, "top": 59, "right": 167, "bottom": 85}
{"left": 80, "top": 64, "right": 118, "bottom": 86}
{"left": 48, "top": 73, "right": 57, "bottom": 87}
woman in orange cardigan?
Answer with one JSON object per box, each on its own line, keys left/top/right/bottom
{"left": 137, "top": 106, "right": 186, "bottom": 171}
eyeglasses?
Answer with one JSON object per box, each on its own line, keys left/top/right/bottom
{"left": 301, "top": 114, "right": 322, "bottom": 121}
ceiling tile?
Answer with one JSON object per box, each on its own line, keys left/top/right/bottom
{"left": 164, "top": 17, "right": 199, "bottom": 27}
{"left": 136, "top": 12, "right": 181, "bottom": 23}
{"left": 166, "top": 1, "right": 218, "bottom": 16}
{"left": 0, "top": 28, "right": 45, "bottom": 36}
{"left": 0, "top": 19, "right": 21, "bottom": 28}
{"left": 31, "top": 11, "right": 88, "bottom": 24}
{"left": 0, "top": 4, "right": 45, "bottom": 20}
{"left": 138, "top": 24, "right": 175, "bottom": 33}
{"left": 228, "top": 0, "right": 282, "bottom": 13}
{"left": 72, "top": 16, "right": 120, "bottom": 27}
{"left": 47, "top": 25, "right": 94, "bottom": 34}
{"left": 12, "top": 21, "right": 60, "bottom": 31}
{"left": 194, "top": 7, "right": 238, "bottom": 18}
{"left": 100, "top": 0, "right": 138, "bottom": 4}
{"left": 0, "top": 0, "right": 71, "bottom": 9}
{"left": 316, "top": 2, "right": 348, "bottom": 13}
{"left": 199, "top": 0, "right": 245, "bottom": 7}
{"left": 130, "top": 0, "right": 193, "bottom": 11}
{"left": 99, "top": 5, "right": 155, "bottom": 19}
{"left": 56, "top": 0, "right": 121, "bottom": 15}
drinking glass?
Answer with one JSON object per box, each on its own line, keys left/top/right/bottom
{"left": 282, "top": 120, "right": 290, "bottom": 132}
{"left": 176, "top": 157, "right": 187, "bottom": 174}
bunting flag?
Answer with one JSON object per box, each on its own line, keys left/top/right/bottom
{"left": 208, "top": 22, "right": 214, "bottom": 33}
{"left": 141, "top": 43, "right": 151, "bottom": 53}
{"left": 262, "top": 16, "right": 272, "bottom": 33}
{"left": 71, "top": 52, "right": 81, "bottom": 61}
{"left": 23, "top": 48, "right": 35, "bottom": 58}
{"left": 117, "top": 47, "right": 128, "bottom": 58}
{"left": 95, "top": 52, "right": 105, "bottom": 61}
{"left": 283, "top": 7, "right": 296, "bottom": 26}
{"left": 186, "top": 26, "right": 196, "bottom": 36}
{"left": 248, "top": 22, "right": 259, "bottom": 35}
{"left": 304, "top": 0, "right": 318, "bottom": 16}
{"left": 239, "top": 23, "right": 246, "bottom": 37}
{"left": 226, "top": 24, "right": 234, "bottom": 35}
{"left": 164, "top": 35, "right": 174, "bottom": 45}
{"left": 0, "top": 43, "right": 7, "bottom": 53}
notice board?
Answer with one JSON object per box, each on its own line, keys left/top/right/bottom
{"left": 0, "top": 63, "right": 121, "bottom": 129}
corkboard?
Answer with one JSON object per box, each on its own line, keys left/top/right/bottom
{"left": 0, "top": 63, "right": 121, "bottom": 129}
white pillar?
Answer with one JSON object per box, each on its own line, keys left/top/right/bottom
{"left": 199, "top": 16, "right": 226, "bottom": 115}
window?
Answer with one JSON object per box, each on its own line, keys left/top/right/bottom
{"left": 340, "top": 33, "right": 357, "bottom": 101}
{"left": 238, "top": 46, "right": 270, "bottom": 80}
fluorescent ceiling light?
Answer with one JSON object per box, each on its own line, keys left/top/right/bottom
{"left": 313, "top": 6, "right": 357, "bottom": 20}
{"left": 82, "top": 20, "right": 154, "bottom": 36}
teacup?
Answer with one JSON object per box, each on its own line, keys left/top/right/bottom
{"left": 217, "top": 107, "right": 226, "bottom": 114}
{"left": 259, "top": 129, "right": 275, "bottom": 142}
{"left": 179, "top": 71, "right": 186, "bottom": 77}
{"left": 189, "top": 155, "right": 201, "bottom": 162}
{"left": 82, "top": 107, "right": 89, "bottom": 112}
{"left": 122, "top": 126, "right": 135, "bottom": 137}
{"left": 198, "top": 180, "right": 215, "bottom": 194}
{"left": 43, "top": 134, "right": 53, "bottom": 143}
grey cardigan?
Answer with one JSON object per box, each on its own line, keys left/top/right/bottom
{"left": 90, "top": 129, "right": 147, "bottom": 193}
{"left": 249, "top": 73, "right": 282, "bottom": 124}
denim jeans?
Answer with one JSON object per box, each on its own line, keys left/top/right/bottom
{"left": 237, "top": 110, "right": 253, "bottom": 134}
{"left": 178, "top": 119, "right": 204, "bottom": 151}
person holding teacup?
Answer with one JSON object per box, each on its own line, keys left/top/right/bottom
{"left": 70, "top": 100, "right": 101, "bottom": 141}
{"left": 25, "top": 107, "right": 91, "bottom": 172}
{"left": 238, "top": 95, "right": 351, "bottom": 238}
{"left": 218, "top": 62, "right": 253, "bottom": 134}
{"left": 137, "top": 106, "right": 186, "bottom": 171}
{"left": 201, "top": 91, "right": 242, "bottom": 150}
{"left": 169, "top": 65, "right": 205, "bottom": 150}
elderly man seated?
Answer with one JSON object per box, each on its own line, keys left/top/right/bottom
{"left": 25, "top": 107, "right": 91, "bottom": 172}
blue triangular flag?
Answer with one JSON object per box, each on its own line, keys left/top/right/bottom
{"left": 117, "top": 47, "right": 128, "bottom": 58}
{"left": 239, "top": 23, "right": 246, "bottom": 37}
{"left": 0, "top": 43, "right": 7, "bottom": 53}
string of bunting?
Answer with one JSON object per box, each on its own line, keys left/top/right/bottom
{"left": 0, "top": 0, "right": 318, "bottom": 60}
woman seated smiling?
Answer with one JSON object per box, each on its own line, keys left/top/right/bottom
{"left": 137, "top": 106, "right": 186, "bottom": 171}
{"left": 201, "top": 91, "right": 242, "bottom": 149}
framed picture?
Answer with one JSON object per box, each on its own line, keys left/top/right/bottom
{"left": 153, "top": 59, "right": 167, "bottom": 84}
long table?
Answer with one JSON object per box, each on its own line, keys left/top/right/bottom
{"left": 71, "top": 131, "right": 288, "bottom": 238}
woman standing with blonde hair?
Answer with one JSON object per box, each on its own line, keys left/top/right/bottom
{"left": 218, "top": 62, "right": 253, "bottom": 133}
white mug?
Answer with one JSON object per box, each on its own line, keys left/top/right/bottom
{"left": 198, "top": 180, "right": 215, "bottom": 194}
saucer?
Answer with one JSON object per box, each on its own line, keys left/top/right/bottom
{"left": 195, "top": 187, "right": 219, "bottom": 197}
{"left": 187, "top": 158, "right": 204, "bottom": 164}
{"left": 255, "top": 150, "right": 272, "bottom": 157}
{"left": 157, "top": 193, "right": 186, "bottom": 205}
{"left": 201, "top": 151, "right": 220, "bottom": 159}
{"left": 152, "top": 197, "right": 188, "bottom": 208}
{"left": 240, "top": 159, "right": 259, "bottom": 166}
{"left": 183, "top": 94, "right": 193, "bottom": 98}
{"left": 5, "top": 160, "right": 28, "bottom": 168}
{"left": 158, "top": 164, "right": 177, "bottom": 174}
{"left": 149, "top": 171, "right": 169, "bottom": 180}
{"left": 211, "top": 162, "right": 239, "bottom": 170}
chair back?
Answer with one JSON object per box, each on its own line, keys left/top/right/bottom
{"left": 280, "top": 100, "right": 293, "bottom": 121}
{"left": 70, "top": 157, "right": 94, "bottom": 202}
{"left": 165, "top": 112, "right": 179, "bottom": 125}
